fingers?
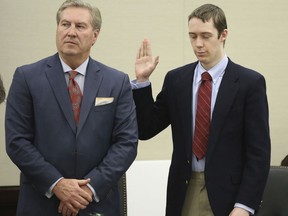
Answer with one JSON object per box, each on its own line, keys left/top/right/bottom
{"left": 142, "top": 39, "right": 149, "bottom": 57}
{"left": 137, "top": 39, "right": 149, "bottom": 59}
{"left": 76, "top": 182, "right": 93, "bottom": 203}
{"left": 135, "top": 38, "right": 159, "bottom": 81}
{"left": 76, "top": 192, "right": 92, "bottom": 207}
{"left": 145, "top": 39, "right": 151, "bottom": 57}
{"left": 59, "top": 201, "right": 79, "bottom": 216}
{"left": 58, "top": 201, "right": 64, "bottom": 214}
{"left": 137, "top": 41, "right": 145, "bottom": 59}
{"left": 77, "top": 178, "right": 91, "bottom": 186}
{"left": 143, "top": 39, "right": 149, "bottom": 56}
{"left": 72, "top": 212, "right": 78, "bottom": 216}
{"left": 141, "top": 40, "right": 145, "bottom": 57}
{"left": 53, "top": 178, "right": 93, "bottom": 213}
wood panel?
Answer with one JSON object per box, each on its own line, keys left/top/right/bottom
{"left": 0, "top": 186, "right": 19, "bottom": 216}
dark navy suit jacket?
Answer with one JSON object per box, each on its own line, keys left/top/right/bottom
{"left": 6, "top": 54, "right": 138, "bottom": 216}
{"left": 133, "top": 59, "right": 270, "bottom": 216}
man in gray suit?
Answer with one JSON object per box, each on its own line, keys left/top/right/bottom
{"left": 5, "top": 0, "right": 138, "bottom": 215}
{"left": 0, "top": 75, "right": 5, "bottom": 104}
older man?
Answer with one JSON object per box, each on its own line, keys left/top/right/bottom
{"left": 6, "top": 1, "right": 138, "bottom": 215}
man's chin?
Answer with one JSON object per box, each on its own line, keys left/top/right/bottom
{"left": 61, "top": 51, "right": 78, "bottom": 57}
{"left": 197, "top": 56, "right": 207, "bottom": 63}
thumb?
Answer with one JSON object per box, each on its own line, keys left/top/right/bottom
{"left": 78, "top": 178, "right": 91, "bottom": 186}
{"left": 154, "top": 56, "right": 160, "bottom": 68}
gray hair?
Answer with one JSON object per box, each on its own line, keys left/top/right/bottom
{"left": 56, "top": 0, "right": 102, "bottom": 30}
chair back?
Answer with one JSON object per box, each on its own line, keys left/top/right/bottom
{"left": 255, "top": 166, "right": 288, "bottom": 216}
{"left": 118, "top": 173, "right": 127, "bottom": 216}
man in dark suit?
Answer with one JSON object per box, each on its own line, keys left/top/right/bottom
{"left": 132, "top": 4, "right": 270, "bottom": 216}
{"left": 5, "top": 0, "right": 138, "bottom": 215}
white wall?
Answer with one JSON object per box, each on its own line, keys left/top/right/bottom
{"left": 126, "top": 160, "right": 170, "bottom": 216}
{"left": 1, "top": 0, "right": 288, "bottom": 186}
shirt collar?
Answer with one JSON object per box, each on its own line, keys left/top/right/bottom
{"left": 195, "top": 54, "right": 228, "bottom": 84}
{"left": 59, "top": 55, "right": 89, "bottom": 76}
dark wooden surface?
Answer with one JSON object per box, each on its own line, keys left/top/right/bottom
{"left": 0, "top": 186, "right": 19, "bottom": 216}
{"left": 0, "top": 175, "right": 126, "bottom": 216}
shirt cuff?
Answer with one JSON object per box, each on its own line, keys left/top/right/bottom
{"left": 87, "top": 183, "right": 99, "bottom": 202}
{"left": 45, "top": 177, "right": 63, "bottom": 198}
{"left": 234, "top": 203, "right": 255, "bottom": 215}
{"left": 131, "top": 80, "right": 151, "bottom": 89}
{"left": 45, "top": 178, "right": 99, "bottom": 203}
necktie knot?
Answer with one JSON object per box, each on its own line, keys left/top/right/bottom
{"left": 69, "top": 71, "right": 78, "bottom": 80}
{"left": 201, "top": 72, "right": 212, "bottom": 81}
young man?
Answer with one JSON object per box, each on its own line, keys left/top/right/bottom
{"left": 6, "top": 1, "right": 138, "bottom": 215}
{"left": 133, "top": 4, "right": 270, "bottom": 216}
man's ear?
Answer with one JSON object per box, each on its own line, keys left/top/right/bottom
{"left": 92, "top": 29, "right": 100, "bottom": 46}
{"left": 221, "top": 29, "right": 228, "bottom": 42}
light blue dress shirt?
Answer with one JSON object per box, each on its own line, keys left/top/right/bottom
{"left": 191, "top": 55, "right": 227, "bottom": 172}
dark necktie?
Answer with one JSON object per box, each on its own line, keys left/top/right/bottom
{"left": 192, "top": 72, "right": 212, "bottom": 160}
{"left": 68, "top": 71, "right": 82, "bottom": 125}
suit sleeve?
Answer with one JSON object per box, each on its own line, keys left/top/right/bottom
{"left": 5, "top": 67, "right": 63, "bottom": 194}
{"left": 237, "top": 75, "right": 271, "bottom": 209}
{"left": 133, "top": 75, "right": 171, "bottom": 140}
{"left": 84, "top": 74, "right": 138, "bottom": 199}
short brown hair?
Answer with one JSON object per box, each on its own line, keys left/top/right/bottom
{"left": 188, "top": 4, "right": 227, "bottom": 38}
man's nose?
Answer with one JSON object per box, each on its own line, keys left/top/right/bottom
{"left": 195, "top": 38, "right": 203, "bottom": 47}
{"left": 67, "top": 26, "right": 77, "bottom": 37}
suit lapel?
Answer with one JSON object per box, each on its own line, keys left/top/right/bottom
{"left": 77, "top": 59, "right": 102, "bottom": 135}
{"left": 206, "top": 60, "right": 239, "bottom": 159}
{"left": 174, "top": 64, "right": 196, "bottom": 159}
{"left": 45, "top": 54, "right": 76, "bottom": 133}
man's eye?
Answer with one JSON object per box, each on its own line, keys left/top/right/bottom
{"left": 62, "top": 23, "right": 69, "bottom": 27}
{"left": 189, "top": 35, "right": 197, "bottom": 39}
{"left": 77, "top": 25, "right": 86, "bottom": 31}
{"left": 202, "top": 34, "right": 211, "bottom": 39}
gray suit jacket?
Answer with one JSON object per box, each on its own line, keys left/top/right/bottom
{"left": 6, "top": 54, "right": 138, "bottom": 216}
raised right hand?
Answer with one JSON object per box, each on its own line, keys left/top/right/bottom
{"left": 135, "top": 39, "right": 159, "bottom": 82}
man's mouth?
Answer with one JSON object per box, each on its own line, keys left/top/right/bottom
{"left": 64, "top": 41, "right": 77, "bottom": 45}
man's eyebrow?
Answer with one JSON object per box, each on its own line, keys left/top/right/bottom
{"left": 189, "top": 32, "right": 213, "bottom": 35}
{"left": 76, "top": 22, "right": 88, "bottom": 26}
{"left": 60, "top": 19, "right": 70, "bottom": 23}
{"left": 59, "top": 20, "right": 88, "bottom": 26}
